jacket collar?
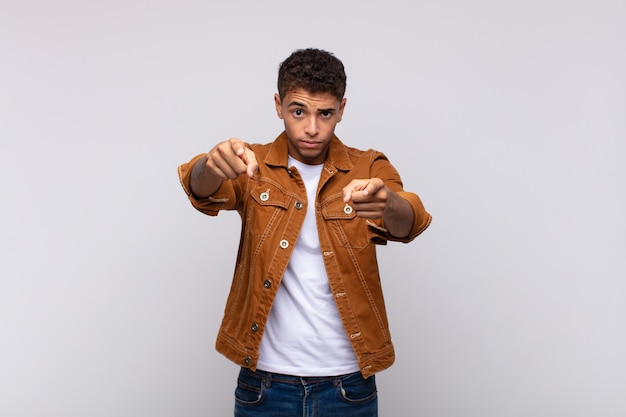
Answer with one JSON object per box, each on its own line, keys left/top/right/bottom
{"left": 264, "top": 131, "right": 354, "bottom": 172}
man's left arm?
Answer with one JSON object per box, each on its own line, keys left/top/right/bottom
{"left": 342, "top": 179, "right": 415, "bottom": 238}
{"left": 343, "top": 177, "right": 431, "bottom": 240}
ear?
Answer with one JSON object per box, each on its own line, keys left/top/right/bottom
{"left": 337, "top": 98, "right": 347, "bottom": 123}
{"left": 274, "top": 94, "right": 284, "bottom": 119}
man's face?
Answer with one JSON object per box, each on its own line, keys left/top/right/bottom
{"left": 275, "top": 89, "right": 346, "bottom": 165}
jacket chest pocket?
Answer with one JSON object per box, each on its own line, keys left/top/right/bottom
{"left": 246, "top": 181, "right": 292, "bottom": 236}
{"left": 321, "top": 194, "right": 369, "bottom": 249}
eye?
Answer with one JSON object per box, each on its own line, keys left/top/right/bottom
{"left": 293, "top": 109, "right": 303, "bottom": 117}
{"left": 321, "top": 111, "right": 333, "bottom": 118}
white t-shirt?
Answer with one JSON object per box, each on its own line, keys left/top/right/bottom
{"left": 257, "top": 157, "right": 359, "bottom": 376}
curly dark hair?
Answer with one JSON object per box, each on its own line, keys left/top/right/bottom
{"left": 277, "top": 48, "right": 347, "bottom": 101}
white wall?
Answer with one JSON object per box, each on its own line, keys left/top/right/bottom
{"left": 1, "top": 1, "right": 624, "bottom": 416}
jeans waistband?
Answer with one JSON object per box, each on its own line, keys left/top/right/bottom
{"left": 246, "top": 367, "right": 359, "bottom": 386}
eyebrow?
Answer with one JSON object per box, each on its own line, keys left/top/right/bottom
{"left": 287, "top": 101, "right": 306, "bottom": 108}
{"left": 287, "top": 101, "right": 336, "bottom": 112}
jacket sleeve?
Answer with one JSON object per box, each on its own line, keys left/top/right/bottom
{"left": 177, "top": 153, "right": 245, "bottom": 216}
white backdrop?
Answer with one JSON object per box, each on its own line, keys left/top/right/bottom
{"left": 1, "top": 1, "right": 625, "bottom": 416}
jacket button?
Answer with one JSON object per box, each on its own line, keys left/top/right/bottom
{"left": 260, "top": 191, "right": 269, "bottom": 201}
{"left": 244, "top": 356, "right": 252, "bottom": 365}
{"left": 279, "top": 239, "right": 289, "bottom": 249}
{"left": 295, "top": 201, "right": 303, "bottom": 210}
{"left": 263, "top": 280, "right": 272, "bottom": 289}
{"left": 251, "top": 322, "right": 259, "bottom": 332}
{"left": 344, "top": 204, "right": 353, "bottom": 215}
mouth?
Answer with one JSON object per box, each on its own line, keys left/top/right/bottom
{"left": 300, "top": 140, "right": 321, "bottom": 149}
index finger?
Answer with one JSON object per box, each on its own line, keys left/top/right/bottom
{"left": 241, "top": 148, "right": 259, "bottom": 178}
{"left": 343, "top": 187, "right": 353, "bottom": 203}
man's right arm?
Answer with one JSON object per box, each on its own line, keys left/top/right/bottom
{"left": 189, "top": 138, "right": 259, "bottom": 198}
{"left": 190, "top": 156, "right": 222, "bottom": 198}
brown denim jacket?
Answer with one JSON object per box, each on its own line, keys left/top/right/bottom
{"left": 178, "top": 132, "right": 431, "bottom": 378}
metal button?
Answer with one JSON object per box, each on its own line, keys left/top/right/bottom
{"left": 344, "top": 204, "right": 353, "bottom": 215}
{"left": 279, "top": 239, "right": 289, "bottom": 249}
{"left": 263, "top": 280, "right": 272, "bottom": 289}
{"left": 244, "top": 356, "right": 251, "bottom": 365}
{"left": 260, "top": 191, "right": 269, "bottom": 201}
{"left": 251, "top": 322, "right": 259, "bottom": 333}
{"left": 295, "top": 201, "right": 303, "bottom": 210}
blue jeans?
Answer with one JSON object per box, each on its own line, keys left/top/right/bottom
{"left": 234, "top": 367, "right": 378, "bottom": 417}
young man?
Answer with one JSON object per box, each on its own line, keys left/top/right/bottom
{"left": 178, "top": 48, "right": 431, "bottom": 417}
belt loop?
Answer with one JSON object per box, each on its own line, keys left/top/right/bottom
{"left": 264, "top": 371, "right": 272, "bottom": 388}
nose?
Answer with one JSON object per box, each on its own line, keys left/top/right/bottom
{"left": 304, "top": 116, "right": 319, "bottom": 136}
